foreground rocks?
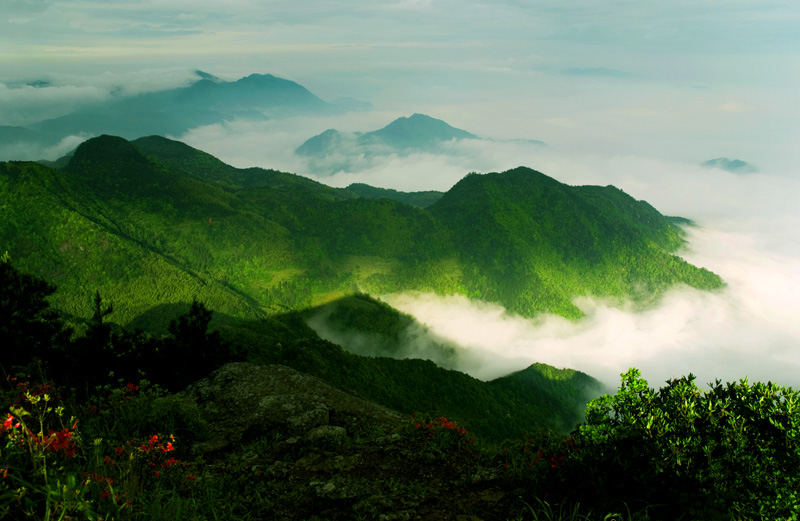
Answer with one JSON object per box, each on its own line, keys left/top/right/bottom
{"left": 184, "top": 362, "right": 402, "bottom": 455}
{"left": 181, "top": 363, "right": 530, "bottom": 520}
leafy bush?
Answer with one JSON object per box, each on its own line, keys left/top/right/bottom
{"left": 80, "top": 379, "right": 207, "bottom": 451}
{"left": 560, "top": 368, "right": 800, "bottom": 519}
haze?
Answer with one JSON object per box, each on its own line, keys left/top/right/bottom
{"left": 3, "top": 0, "right": 799, "bottom": 389}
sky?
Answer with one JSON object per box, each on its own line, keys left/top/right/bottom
{"left": 3, "top": 0, "right": 800, "bottom": 390}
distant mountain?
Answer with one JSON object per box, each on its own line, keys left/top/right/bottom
{"left": 295, "top": 114, "right": 482, "bottom": 175}
{"left": 297, "top": 113, "right": 476, "bottom": 158}
{"left": 30, "top": 72, "right": 332, "bottom": 141}
{"left": 295, "top": 128, "right": 345, "bottom": 157}
{"left": 0, "top": 71, "right": 350, "bottom": 161}
{"left": 356, "top": 113, "right": 477, "bottom": 150}
{"left": 701, "top": 157, "right": 758, "bottom": 174}
{"left": 1, "top": 135, "right": 723, "bottom": 327}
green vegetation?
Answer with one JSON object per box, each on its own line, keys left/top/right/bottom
{"left": 1, "top": 135, "right": 723, "bottom": 328}
{"left": 344, "top": 183, "right": 443, "bottom": 208}
{"left": 0, "top": 251, "right": 596, "bottom": 442}
{"left": 2, "top": 261, "right": 796, "bottom": 518}
{"left": 558, "top": 369, "right": 800, "bottom": 519}
{"left": 1, "top": 134, "right": 759, "bottom": 518}
{"left": 1, "top": 257, "right": 798, "bottom": 518}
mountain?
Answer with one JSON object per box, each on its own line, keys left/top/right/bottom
{"left": 1, "top": 134, "right": 726, "bottom": 443}
{"left": 356, "top": 113, "right": 477, "bottom": 149}
{"left": 303, "top": 293, "right": 460, "bottom": 368}
{"left": 295, "top": 113, "right": 481, "bottom": 175}
{"left": 426, "top": 168, "right": 723, "bottom": 317}
{"left": 295, "top": 128, "right": 345, "bottom": 157}
{"left": 1, "top": 135, "right": 723, "bottom": 328}
{"left": 0, "top": 72, "right": 340, "bottom": 162}
{"left": 701, "top": 157, "right": 758, "bottom": 174}
{"left": 297, "top": 113, "right": 476, "bottom": 158}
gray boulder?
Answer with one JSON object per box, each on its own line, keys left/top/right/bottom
{"left": 184, "top": 362, "right": 401, "bottom": 455}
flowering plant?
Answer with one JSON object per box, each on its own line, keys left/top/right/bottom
{"left": 403, "top": 414, "right": 475, "bottom": 453}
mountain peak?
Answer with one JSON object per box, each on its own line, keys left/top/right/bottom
{"left": 358, "top": 113, "right": 477, "bottom": 149}
{"left": 193, "top": 70, "right": 222, "bottom": 83}
{"left": 236, "top": 73, "right": 280, "bottom": 85}
{"left": 701, "top": 157, "right": 757, "bottom": 174}
{"left": 68, "top": 135, "right": 149, "bottom": 168}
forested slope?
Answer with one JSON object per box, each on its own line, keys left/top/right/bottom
{"left": 1, "top": 135, "right": 723, "bottom": 328}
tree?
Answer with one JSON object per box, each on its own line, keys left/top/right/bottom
{"left": 0, "top": 253, "right": 68, "bottom": 373}
{"left": 157, "top": 299, "right": 232, "bottom": 389}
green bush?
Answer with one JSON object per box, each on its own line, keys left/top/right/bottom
{"left": 561, "top": 368, "right": 800, "bottom": 519}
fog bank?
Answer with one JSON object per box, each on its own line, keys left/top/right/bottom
{"left": 384, "top": 222, "right": 800, "bottom": 390}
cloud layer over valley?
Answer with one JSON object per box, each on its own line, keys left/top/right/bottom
{"left": 380, "top": 169, "right": 800, "bottom": 390}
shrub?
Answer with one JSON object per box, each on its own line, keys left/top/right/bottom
{"left": 561, "top": 368, "right": 800, "bottom": 519}
{"left": 402, "top": 414, "right": 475, "bottom": 454}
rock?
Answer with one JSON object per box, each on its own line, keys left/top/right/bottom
{"left": 306, "top": 425, "right": 347, "bottom": 445}
{"left": 254, "top": 395, "right": 330, "bottom": 437}
{"left": 183, "top": 362, "right": 401, "bottom": 455}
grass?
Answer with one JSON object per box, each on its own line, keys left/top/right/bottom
{"left": 522, "top": 498, "right": 656, "bottom": 521}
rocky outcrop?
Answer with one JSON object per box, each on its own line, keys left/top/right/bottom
{"left": 183, "top": 362, "right": 402, "bottom": 455}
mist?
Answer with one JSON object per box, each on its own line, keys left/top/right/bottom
{"left": 305, "top": 305, "right": 467, "bottom": 373}
{"left": 379, "top": 212, "right": 800, "bottom": 390}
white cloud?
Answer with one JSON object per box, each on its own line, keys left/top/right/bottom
{"left": 0, "top": 82, "right": 109, "bottom": 126}
{"left": 383, "top": 219, "right": 800, "bottom": 390}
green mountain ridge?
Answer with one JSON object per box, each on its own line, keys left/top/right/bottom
{"left": 2, "top": 134, "right": 723, "bottom": 328}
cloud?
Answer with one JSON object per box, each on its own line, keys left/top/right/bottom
{"left": 0, "top": 134, "right": 88, "bottom": 162}
{"left": 0, "top": 68, "right": 208, "bottom": 129}
{"left": 382, "top": 219, "right": 800, "bottom": 390}
{"left": 0, "top": 82, "right": 110, "bottom": 127}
